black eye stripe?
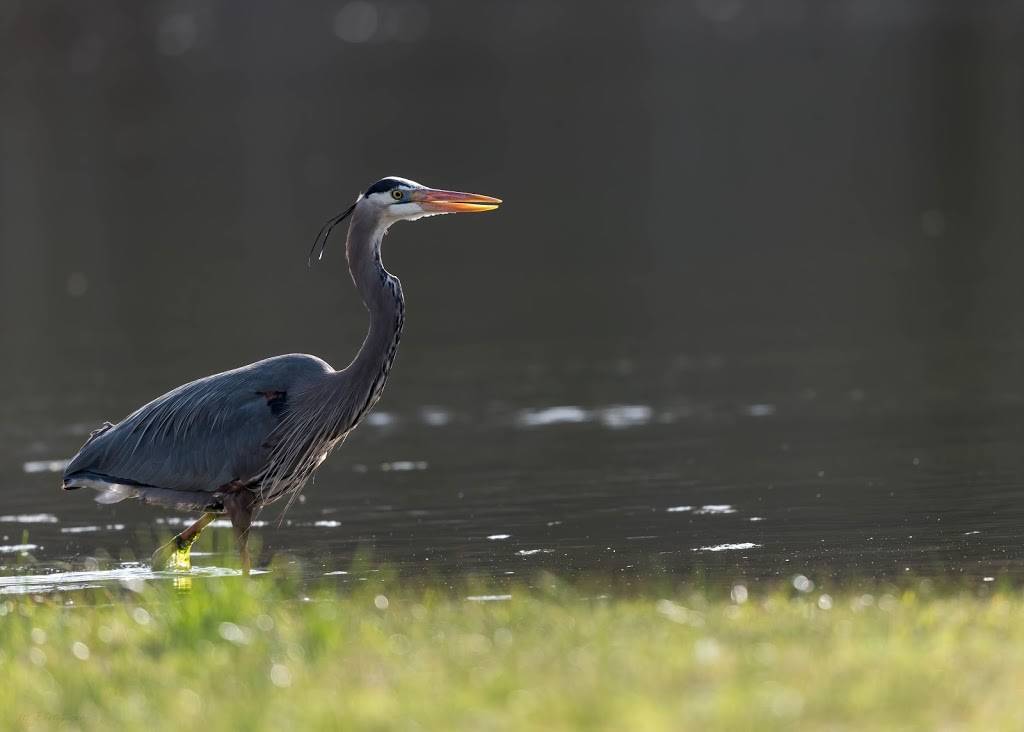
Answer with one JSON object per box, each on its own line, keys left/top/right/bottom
{"left": 365, "top": 177, "right": 406, "bottom": 196}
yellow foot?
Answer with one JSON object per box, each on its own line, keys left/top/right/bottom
{"left": 151, "top": 537, "right": 195, "bottom": 572}
{"left": 168, "top": 541, "right": 193, "bottom": 571}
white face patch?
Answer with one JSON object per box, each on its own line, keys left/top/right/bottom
{"left": 389, "top": 202, "right": 437, "bottom": 221}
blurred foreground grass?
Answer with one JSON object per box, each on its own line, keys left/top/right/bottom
{"left": 1, "top": 573, "right": 1022, "bottom": 731}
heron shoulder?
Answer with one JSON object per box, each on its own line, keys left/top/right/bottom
{"left": 238, "top": 353, "right": 334, "bottom": 385}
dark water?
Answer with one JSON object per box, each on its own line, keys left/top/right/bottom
{"left": 2, "top": 2, "right": 1024, "bottom": 592}
{"left": 7, "top": 339, "right": 1024, "bottom": 590}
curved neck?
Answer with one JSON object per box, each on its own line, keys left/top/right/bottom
{"left": 339, "top": 204, "right": 405, "bottom": 422}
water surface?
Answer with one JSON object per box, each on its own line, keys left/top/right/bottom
{"left": 5, "top": 341, "right": 1024, "bottom": 591}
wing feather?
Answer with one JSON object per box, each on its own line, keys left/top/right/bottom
{"left": 63, "top": 355, "right": 332, "bottom": 495}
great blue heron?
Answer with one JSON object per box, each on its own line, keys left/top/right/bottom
{"left": 61, "top": 176, "right": 501, "bottom": 573}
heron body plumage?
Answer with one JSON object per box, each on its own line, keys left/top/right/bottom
{"left": 60, "top": 176, "right": 500, "bottom": 571}
{"left": 63, "top": 354, "right": 331, "bottom": 508}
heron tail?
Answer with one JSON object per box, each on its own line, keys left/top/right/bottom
{"left": 62, "top": 476, "right": 138, "bottom": 504}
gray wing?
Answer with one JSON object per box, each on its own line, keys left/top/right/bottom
{"left": 63, "top": 354, "right": 333, "bottom": 496}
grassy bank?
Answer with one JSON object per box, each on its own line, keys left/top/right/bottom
{"left": 1, "top": 573, "right": 1022, "bottom": 731}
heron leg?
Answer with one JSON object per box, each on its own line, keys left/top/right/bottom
{"left": 223, "top": 491, "right": 258, "bottom": 575}
{"left": 151, "top": 512, "right": 216, "bottom": 571}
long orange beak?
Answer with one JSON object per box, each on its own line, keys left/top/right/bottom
{"left": 412, "top": 188, "right": 502, "bottom": 214}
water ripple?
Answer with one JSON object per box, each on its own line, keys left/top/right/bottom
{"left": 0, "top": 564, "right": 259, "bottom": 595}
{"left": 22, "top": 459, "right": 69, "bottom": 474}
{"left": 694, "top": 505, "right": 737, "bottom": 515}
{"left": 0, "top": 513, "right": 58, "bottom": 524}
{"left": 517, "top": 404, "right": 654, "bottom": 429}
{"left": 518, "top": 406, "right": 589, "bottom": 427}
{"left": 692, "top": 542, "right": 761, "bottom": 552}
{"left": 0, "top": 543, "right": 39, "bottom": 554}
{"left": 61, "top": 524, "right": 125, "bottom": 534}
{"left": 381, "top": 460, "right": 428, "bottom": 471}
{"left": 156, "top": 517, "right": 269, "bottom": 529}
{"left": 597, "top": 405, "right": 653, "bottom": 428}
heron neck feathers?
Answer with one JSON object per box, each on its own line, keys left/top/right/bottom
{"left": 337, "top": 205, "right": 405, "bottom": 427}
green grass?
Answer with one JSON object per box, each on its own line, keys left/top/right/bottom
{"left": 1, "top": 571, "right": 1022, "bottom": 731}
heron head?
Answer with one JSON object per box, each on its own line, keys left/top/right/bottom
{"left": 361, "top": 176, "right": 502, "bottom": 222}
{"left": 309, "top": 176, "right": 501, "bottom": 264}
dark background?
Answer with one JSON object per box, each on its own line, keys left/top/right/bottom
{"left": 2, "top": 1, "right": 1024, "bottom": 583}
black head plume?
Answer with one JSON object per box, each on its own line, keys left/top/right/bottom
{"left": 364, "top": 177, "right": 407, "bottom": 196}
{"left": 308, "top": 201, "right": 357, "bottom": 266}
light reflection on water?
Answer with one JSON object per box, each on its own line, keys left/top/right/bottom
{"left": 22, "top": 460, "right": 70, "bottom": 474}
{"left": 693, "top": 542, "right": 762, "bottom": 553}
{"left": 0, "top": 564, "right": 261, "bottom": 595}
{"left": 0, "top": 544, "right": 41, "bottom": 554}
{"left": 694, "top": 505, "right": 737, "bottom": 515}
{"left": 517, "top": 404, "right": 655, "bottom": 429}
{"left": 0, "top": 513, "right": 59, "bottom": 523}
{"left": 466, "top": 594, "right": 512, "bottom": 602}
{"left": 60, "top": 524, "right": 125, "bottom": 534}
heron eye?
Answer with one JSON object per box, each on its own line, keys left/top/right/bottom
{"left": 390, "top": 189, "right": 404, "bottom": 201}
